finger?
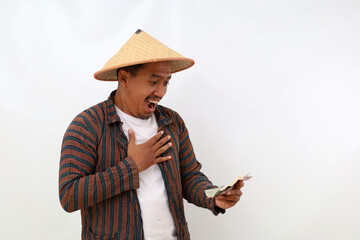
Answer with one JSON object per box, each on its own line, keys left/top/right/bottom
{"left": 155, "top": 141, "right": 172, "bottom": 157}
{"left": 234, "top": 180, "right": 244, "bottom": 189}
{"left": 225, "top": 189, "right": 242, "bottom": 197}
{"left": 128, "top": 129, "right": 135, "bottom": 145}
{"left": 225, "top": 188, "right": 238, "bottom": 195}
{"left": 215, "top": 199, "right": 229, "bottom": 209}
{"left": 215, "top": 198, "right": 238, "bottom": 209}
{"left": 153, "top": 135, "right": 171, "bottom": 150}
{"left": 217, "top": 194, "right": 240, "bottom": 202}
{"left": 155, "top": 155, "right": 172, "bottom": 164}
{"left": 147, "top": 131, "right": 164, "bottom": 145}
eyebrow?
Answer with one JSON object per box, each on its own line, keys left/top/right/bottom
{"left": 150, "top": 74, "right": 172, "bottom": 80}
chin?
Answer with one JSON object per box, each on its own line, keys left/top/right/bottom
{"left": 138, "top": 113, "right": 152, "bottom": 120}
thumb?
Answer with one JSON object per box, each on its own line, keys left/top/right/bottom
{"left": 128, "top": 129, "right": 135, "bottom": 144}
{"left": 235, "top": 180, "right": 244, "bottom": 189}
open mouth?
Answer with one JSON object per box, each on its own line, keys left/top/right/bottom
{"left": 145, "top": 99, "right": 159, "bottom": 112}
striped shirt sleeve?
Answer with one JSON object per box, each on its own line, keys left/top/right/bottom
{"left": 59, "top": 112, "right": 139, "bottom": 213}
{"left": 175, "top": 112, "right": 225, "bottom": 215}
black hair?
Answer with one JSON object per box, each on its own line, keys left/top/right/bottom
{"left": 116, "top": 64, "right": 144, "bottom": 78}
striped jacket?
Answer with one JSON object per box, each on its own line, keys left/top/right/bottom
{"left": 59, "top": 91, "right": 223, "bottom": 240}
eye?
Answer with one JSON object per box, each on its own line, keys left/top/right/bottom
{"left": 164, "top": 81, "right": 170, "bottom": 86}
{"left": 151, "top": 81, "right": 158, "bottom": 86}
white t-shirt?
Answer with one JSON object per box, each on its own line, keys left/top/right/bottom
{"left": 115, "top": 106, "right": 177, "bottom": 240}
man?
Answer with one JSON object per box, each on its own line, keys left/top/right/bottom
{"left": 59, "top": 29, "right": 244, "bottom": 240}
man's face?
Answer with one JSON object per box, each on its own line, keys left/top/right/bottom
{"left": 117, "top": 61, "right": 171, "bottom": 119}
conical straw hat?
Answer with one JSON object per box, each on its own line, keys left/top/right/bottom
{"left": 94, "top": 29, "right": 195, "bottom": 81}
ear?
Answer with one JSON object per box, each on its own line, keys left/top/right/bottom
{"left": 117, "top": 69, "right": 130, "bottom": 88}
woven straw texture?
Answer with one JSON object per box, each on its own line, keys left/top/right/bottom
{"left": 94, "top": 30, "right": 195, "bottom": 81}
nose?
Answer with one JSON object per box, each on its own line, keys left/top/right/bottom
{"left": 154, "top": 84, "right": 167, "bottom": 98}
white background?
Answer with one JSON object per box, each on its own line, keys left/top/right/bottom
{"left": 1, "top": 0, "right": 360, "bottom": 239}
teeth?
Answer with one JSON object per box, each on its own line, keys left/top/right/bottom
{"left": 149, "top": 100, "right": 159, "bottom": 104}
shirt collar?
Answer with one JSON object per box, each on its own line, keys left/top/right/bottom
{"left": 106, "top": 90, "right": 122, "bottom": 125}
{"left": 106, "top": 90, "right": 172, "bottom": 127}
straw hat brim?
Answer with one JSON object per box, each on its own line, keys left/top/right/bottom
{"left": 94, "top": 57, "right": 194, "bottom": 81}
{"left": 93, "top": 30, "right": 195, "bottom": 81}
